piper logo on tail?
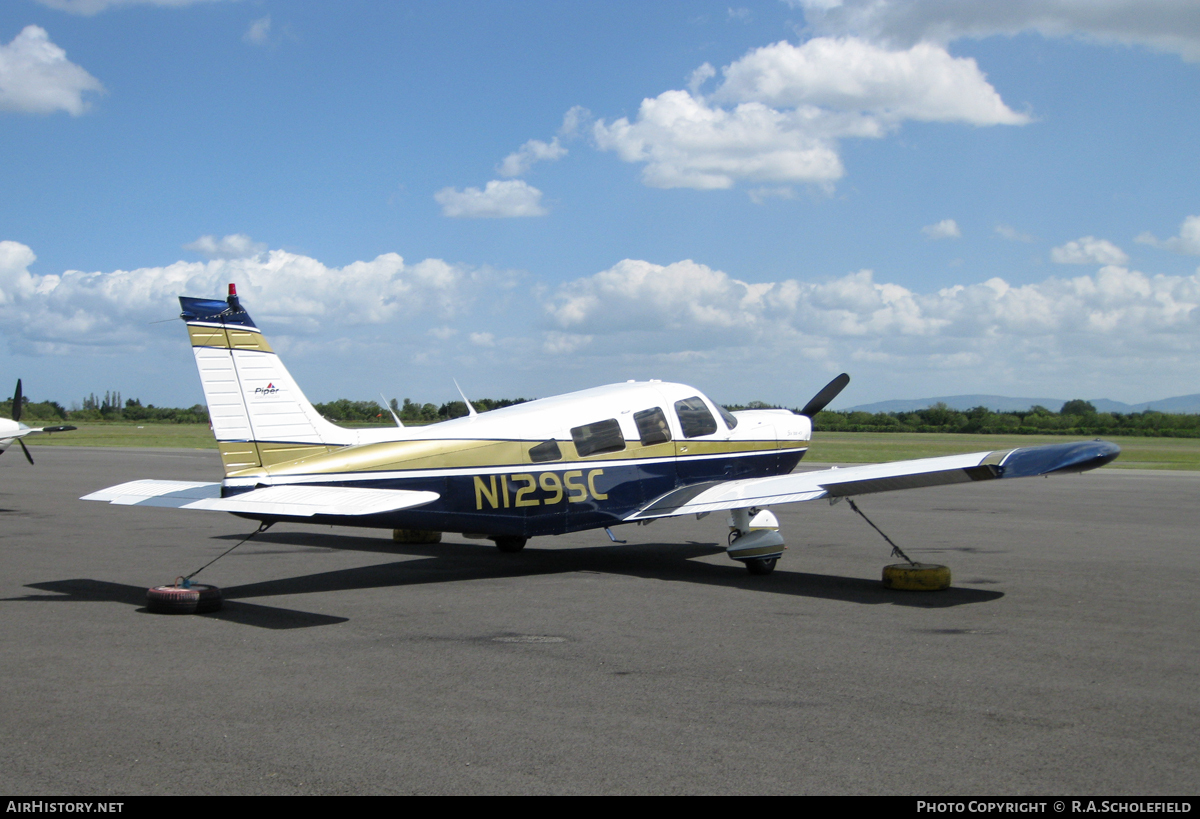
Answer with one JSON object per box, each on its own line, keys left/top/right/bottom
{"left": 254, "top": 382, "right": 280, "bottom": 396}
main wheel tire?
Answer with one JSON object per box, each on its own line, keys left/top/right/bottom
{"left": 493, "top": 535, "right": 527, "bottom": 553}
{"left": 145, "top": 583, "right": 223, "bottom": 614}
{"left": 882, "top": 562, "right": 951, "bottom": 591}
{"left": 392, "top": 529, "right": 442, "bottom": 544}
{"left": 744, "top": 557, "right": 777, "bottom": 576}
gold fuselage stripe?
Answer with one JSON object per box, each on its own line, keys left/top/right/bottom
{"left": 223, "top": 436, "right": 800, "bottom": 479}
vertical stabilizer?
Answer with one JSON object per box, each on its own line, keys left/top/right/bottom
{"left": 180, "top": 285, "right": 357, "bottom": 475}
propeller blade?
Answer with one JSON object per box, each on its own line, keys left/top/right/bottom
{"left": 12, "top": 379, "right": 22, "bottom": 423}
{"left": 17, "top": 438, "right": 33, "bottom": 465}
{"left": 41, "top": 425, "right": 77, "bottom": 433}
{"left": 799, "top": 373, "right": 850, "bottom": 418}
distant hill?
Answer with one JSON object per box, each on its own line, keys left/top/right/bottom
{"left": 843, "top": 394, "right": 1200, "bottom": 415}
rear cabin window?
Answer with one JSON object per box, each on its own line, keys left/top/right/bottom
{"left": 634, "top": 408, "right": 672, "bottom": 446}
{"left": 529, "top": 439, "right": 562, "bottom": 463}
{"left": 674, "top": 396, "right": 718, "bottom": 438}
{"left": 571, "top": 419, "right": 626, "bottom": 457}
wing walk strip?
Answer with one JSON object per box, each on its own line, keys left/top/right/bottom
{"left": 81, "top": 480, "right": 439, "bottom": 517}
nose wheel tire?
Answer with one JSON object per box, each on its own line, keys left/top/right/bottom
{"left": 493, "top": 536, "right": 527, "bottom": 553}
{"left": 743, "top": 557, "right": 777, "bottom": 576}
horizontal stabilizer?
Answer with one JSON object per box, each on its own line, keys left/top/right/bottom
{"left": 627, "top": 440, "right": 1119, "bottom": 520}
{"left": 82, "top": 479, "right": 439, "bottom": 518}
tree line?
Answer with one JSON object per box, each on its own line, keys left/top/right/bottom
{"left": 806, "top": 400, "right": 1200, "bottom": 438}
{"left": 312, "top": 397, "right": 531, "bottom": 424}
{"left": 7, "top": 393, "right": 1198, "bottom": 437}
{"left": 1, "top": 392, "right": 532, "bottom": 426}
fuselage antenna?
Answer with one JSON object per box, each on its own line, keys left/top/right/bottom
{"left": 453, "top": 379, "right": 479, "bottom": 418}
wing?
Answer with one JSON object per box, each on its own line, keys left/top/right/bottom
{"left": 628, "top": 439, "right": 1119, "bottom": 520}
{"left": 82, "top": 480, "right": 439, "bottom": 517}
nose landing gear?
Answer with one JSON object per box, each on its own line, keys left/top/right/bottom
{"left": 726, "top": 508, "right": 785, "bottom": 575}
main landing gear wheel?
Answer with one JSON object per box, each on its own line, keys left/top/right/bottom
{"left": 743, "top": 557, "right": 778, "bottom": 576}
{"left": 882, "top": 562, "right": 951, "bottom": 591}
{"left": 392, "top": 529, "right": 442, "bottom": 544}
{"left": 492, "top": 535, "right": 527, "bottom": 553}
{"left": 145, "top": 581, "right": 223, "bottom": 614}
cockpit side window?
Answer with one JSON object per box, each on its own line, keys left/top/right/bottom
{"left": 633, "top": 407, "right": 672, "bottom": 446}
{"left": 571, "top": 419, "right": 626, "bottom": 457}
{"left": 674, "top": 396, "right": 718, "bottom": 438}
{"left": 717, "top": 404, "right": 739, "bottom": 430}
{"left": 529, "top": 439, "right": 562, "bottom": 463}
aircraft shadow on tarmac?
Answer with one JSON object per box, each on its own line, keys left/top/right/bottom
{"left": 11, "top": 578, "right": 350, "bottom": 630}
{"left": 10, "top": 529, "right": 1003, "bottom": 630}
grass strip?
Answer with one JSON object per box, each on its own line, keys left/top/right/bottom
{"left": 25, "top": 425, "right": 1200, "bottom": 470}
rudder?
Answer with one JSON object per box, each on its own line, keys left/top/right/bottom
{"left": 180, "top": 284, "right": 357, "bottom": 475}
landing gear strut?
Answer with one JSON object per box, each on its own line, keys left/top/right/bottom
{"left": 726, "top": 508, "right": 785, "bottom": 575}
{"left": 492, "top": 535, "right": 527, "bottom": 553}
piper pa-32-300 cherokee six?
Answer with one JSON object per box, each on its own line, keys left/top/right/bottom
{"left": 83, "top": 285, "right": 1120, "bottom": 576}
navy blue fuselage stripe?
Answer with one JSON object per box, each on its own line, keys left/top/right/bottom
{"left": 225, "top": 449, "right": 805, "bottom": 536}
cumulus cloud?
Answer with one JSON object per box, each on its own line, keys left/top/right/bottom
{"left": 542, "top": 331, "right": 593, "bottom": 355}
{"left": 541, "top": 256, "right": 1200, "bottom": 380}
{"left": 497, "top": 137, "right": 567, "bottom": 177}
{"left": 748, "top": 186, "right": 795, "bottom": 204}
{"left": 593, "top": 91, "right": 848, "bottom": 189}
{"left": 687, "top": 63, "right": 717, "bottom": 96}
{"left": 1136, "top": 214, "right": 1200, "bottom": 255}
{"left": 711, "top": 38, "right": 1029, "bottom": 125}
{"left": 434, "top": 179, "right": 547, "bottom": 218}
{"left": 1051, "top": 236, "right": 1129, "bottom": 265}
{"left": 0, "top": 26, "right": 104, "bottom": 116}
{"left": 4, "top": 239, "right": 1199, "bottom": 402}
{"left": 591, "top": 37, "right": 1026, "bottom": 190}
{"left": 243, "top": 16, "right": 271, "bottom": 45}
{"left": 793, "top": 0, "right": 1200, "bottom": 63}
{"left": 995, "top": 224, "right": 1035, "bottom": 243}
{"left": 183, "top": 233, "right": 266, "bottom": 259}
{"left": 922, "top": 219, "right": 961, "bottom": 239}
{"left": 0, "top": 240, "right": 490, "bottom": 353}
{"left": 558, "top": 105, "right": 592, "bottom": 138}
{"left": 35, "top": 0, "right": 235, "bottom": 14}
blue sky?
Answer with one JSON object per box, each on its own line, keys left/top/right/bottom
{"left": 2, "top": 0, "right": 1199, "bottom": 410}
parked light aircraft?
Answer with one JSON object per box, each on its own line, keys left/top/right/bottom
{"left": 83, "top": 285, "right": 1120, "bottom": 574}
{"left": 1, "top": 380, "right": 76, "bottom": 464}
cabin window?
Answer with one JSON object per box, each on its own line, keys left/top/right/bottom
{"left": 634, "top": 407, "right": 672, "bottom": 445}
{"left": 571, "top": 419, "right": 625, "bottom": 457}
{"left": 529, "top": 439, "right": 562, "bottom": 463}
{"left": 717, "top": 405, "right": 739, "bottom": 430}
{"left": 674, "top": 396, "right": 718, "bottom": 438}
